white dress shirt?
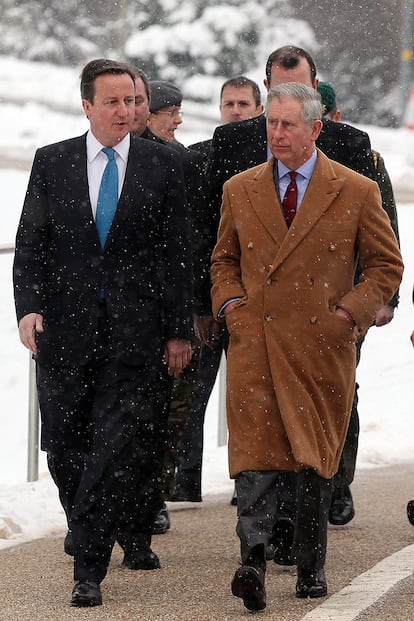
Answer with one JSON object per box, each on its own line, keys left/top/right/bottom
{"left": 86, "top": 131, "right": 130, "bottom": 219}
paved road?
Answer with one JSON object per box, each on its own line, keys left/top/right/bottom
{"left": 0, "top": 463, "right": 413, "bottom": 620}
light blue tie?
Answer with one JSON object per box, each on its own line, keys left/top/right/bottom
{"left": 96, "top": 147, "right": 118, "bottom": 248}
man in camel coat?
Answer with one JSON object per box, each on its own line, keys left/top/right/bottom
{"left": 210, "top": 83, "right": 403, "bottom": 612}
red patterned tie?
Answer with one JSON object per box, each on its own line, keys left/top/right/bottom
{"left": 282, "top": 171, "right": 298, "bottom": 227}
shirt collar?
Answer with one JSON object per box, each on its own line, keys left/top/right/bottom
{"left": 277, "top": 149, "right": 318, "bottom": 181}
{"left": 86, "top": 131, "right": 130, "bottom": 163}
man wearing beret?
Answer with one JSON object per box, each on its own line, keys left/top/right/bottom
{"left": 129, "top": 79, "right": 212, "bottom": 547}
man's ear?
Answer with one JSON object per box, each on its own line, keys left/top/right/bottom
{"left": 82, "top": 99, "right": 91, "bottom": 119}
{"left": 311, "top": 119, "right": 323, "bottom": 141}
{"left": 263, "top": 78, "right": 270, "bottom": 92}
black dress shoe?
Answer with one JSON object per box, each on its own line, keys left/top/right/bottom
{"left": 329, "top": 485, "right": 355, "bottom": 525}
{"left": 122, "top": 545, "right": 160, "bottom": 570}
{"left": 169, "top": 486, "right": 202, "bottom": 502}
{"left": 151, "top": 503, "right": 171, "bottom": 535}
{"left": 64, "top": 530, "right": 74, "bottom": 556}
{"left": 407, "top": 500, "right": 414, "bottom": 525}
{"left": 71, "top": 580, "right": 102, "bottom": 607}
{"left": 231, "top": 565, "right": 266, "bottom": 611}
{"left": 272, "top": 517, "right": 295, "bottom": 566}
{"left": 296, "top": 568, "right": 327, "bottom": 599}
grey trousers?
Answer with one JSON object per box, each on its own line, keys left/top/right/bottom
{"left": 235, "top": 469, "right": 332, "bottom": 571}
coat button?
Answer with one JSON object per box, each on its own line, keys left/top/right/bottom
{"left": 247, "top": 241, "right": 253, "bottom": 249}
{"left": 265, "top": 315, "right": 273, "bottom": 321}
{"left": 308, "top": 278, "right": 314, "bottom": 285}
{"left": 310, "top": 316, "right": 317, "bottom": 324}
{"left": 266, "top": 278, "right": 272, "bottom": 285}
{"left": 329, "top": 243, "right": 336, "bottom": 252}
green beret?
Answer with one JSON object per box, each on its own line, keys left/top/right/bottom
{"left": 317, "top": 81, "right": 337, "bottom": 115}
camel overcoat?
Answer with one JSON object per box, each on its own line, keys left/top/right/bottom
{"left": 211, "top": 150, "right": 403, "bottom": 480}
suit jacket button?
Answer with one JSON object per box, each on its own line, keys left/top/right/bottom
{"left": 247, "top": 241, "right": 254, "bottom": 249}
{"left": 265, "top": 315, "right": 273, "bottom": 321}
{"left": 329, "top": 243, "right": 336, "bottom": 252}
{"left": 310, "top": 316, "right": 318, "bottom": 324}
{"left": 266, "top": 278, "right": 272, "bottom": 285}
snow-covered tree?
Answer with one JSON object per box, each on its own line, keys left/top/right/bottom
{"left": 124, "top": 0, "right": 318, "bottom": 100}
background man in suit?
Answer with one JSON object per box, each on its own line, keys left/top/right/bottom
{"left": 13, "top": 59, "right": 193, "bottom": 607}
{"left": 317, "top": 81, "right": 401, "bottom": 526}
{"left": 207, "top": 45, "right": 375, "bottom": 215}
{"left": 205, "top": 45, "right": 380, "bottom": 562}
{"left": 189, "top": 75, "right": 264, "bottom": 167}
{"left": 211, "top": 82, "right": 403, "bottom": 611}
{"left": 173, "top": 76, "right": 264, "bottom": 505}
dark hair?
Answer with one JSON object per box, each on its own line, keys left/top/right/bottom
{"left": 128, "top": 64, "right": 151, "bottom": 102}
{"left": 80, "top": 59, "right": 136, "bottom": 102}
{"left": 265, "top": 46, "right": 317, "bottom": 86}
{"left": 220, "top": 75, "right": 262, "bottom": 107}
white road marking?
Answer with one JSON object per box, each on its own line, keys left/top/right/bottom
{"left": 300, "top": 545, "right": 414, "bottom": 621}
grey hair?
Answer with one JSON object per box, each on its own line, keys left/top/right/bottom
{"left": 265, "top": 83, "right": 322, "bottom": 125}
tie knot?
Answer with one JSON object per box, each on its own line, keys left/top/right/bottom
{"left": 102, "top": 147, "right": 115, "bottom": 161}
{"left": 289, "top": 171, "right": 297, "bottom": 182}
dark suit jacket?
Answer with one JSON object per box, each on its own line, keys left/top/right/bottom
{"left": 206, "top": 113, "right": 375, "bottom": 215}
{"left": 13, "top": 133, "right": 194, "bottom": 368}
{"left": 142, "top": 130, "right": 212, "bottom": 315}
{"left": 188, "top": 138, "right": 212, "bottom": 171}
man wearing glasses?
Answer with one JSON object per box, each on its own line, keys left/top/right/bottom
{"left": 147, "top": 81, "right": 184, "bottom": 141}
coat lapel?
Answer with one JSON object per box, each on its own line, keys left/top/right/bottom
{"left": 245, "top": 159, "right": 288, "bottom": 250}
{"left": 270, "top": 149, "right": 346, "bottom": 273}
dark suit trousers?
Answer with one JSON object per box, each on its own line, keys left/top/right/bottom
{"left": 236, "top": 470, "right": 332, "bottom": 571}
{"left": 37, "top": 303, "right": 171, "bottom": 583}
{"left": 175, "top": 326, "right": 228, "bottom": 494}
{"left": 332, "top": 338, "right": 363, "bottom": 489}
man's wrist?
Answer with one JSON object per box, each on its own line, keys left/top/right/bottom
{"left": 336, "top": 306, "right": 355, "bottom": 325}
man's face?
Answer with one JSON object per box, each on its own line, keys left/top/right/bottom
{"left": 219, "top": 85, "right": 263, "bottom": 123}
{"left": 267, "top": 96, "right": 322, "bottom": 170}
{"left": 265, "top": 56, "right": 317, "bottom": 90}
{"left": 147, "top": 106, "right": 182, "bottom": 142}
{"left": 130, "top": 77, "right": 150, "bottom": 135}
{"left": 82, "top": 73, "right": 135, "bottom": 146}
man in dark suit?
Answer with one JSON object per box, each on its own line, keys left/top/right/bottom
{"left": 189, "top": 75, "right": 264, "bottom": 168}
{"left": 207, "top": 47, "right": 375, "bottom": 215}
{"left": 205, "top": 45, "right": 377, "bottom": 564}
{"left": 13, "top": 59, "right": 193, "bottom": 607}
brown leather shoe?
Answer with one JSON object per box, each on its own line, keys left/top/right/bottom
{"left": 231, "top": 565, "right": 266, "bottom": 611}
{"left": 296, "top": 568, "right": 327, "bottom": 598}
{"left": 71, "top": 580, "right": 102, "bottom": 607}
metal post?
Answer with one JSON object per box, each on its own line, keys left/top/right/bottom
{"left": 217, "top": 352, "right": 227, "bottom": 446}
{"left": 27, "top": 355, "right": 39, "bottom": 482}
{"left": 401, "top": 0, "right": 414, "bottom": 124}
